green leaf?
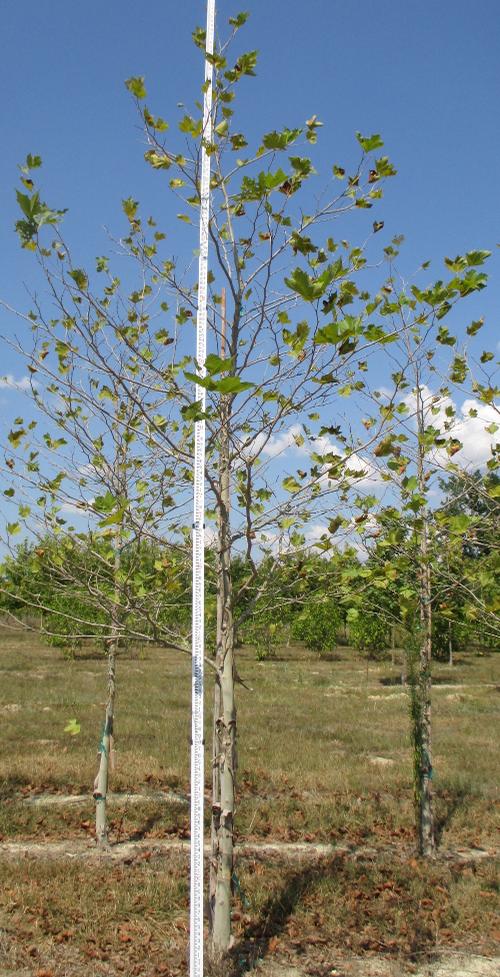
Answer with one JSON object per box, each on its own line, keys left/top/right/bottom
{"left": 25, "top": 153, "right": 42, "bottom": 170}
{"left": 143, "top": 108, "right": 168, "bottom": 132}
{"left": 215, "top": 376, "right": 254, "bottom": 394}
{"left": 328, "top": 516, "right": 343, "bottom": 535}
{"left": 16, "top": 191, "right": 32, "bottom": 218}
{"left": 98, "top": 508, "right": 127, "bottom": 528}
{"left": 231, "top": 49, "right": 257, "bottom": 77}
{"left": 122, "top": 197, "right": 139, "bottom": 221}
{"left": 466, "top": 249, "right": 491, "bottom": 266}
{"left": 144, "top": 150, "right": 171, "bottom": 169}
{"left": 437, "top": 326, "right": 456, "bottom": 346}
{"left": 69, "top": 269, "right": 88, "bottom": 290}
{"left": 448, "top": 514, "right": 474, "bottom": 533}
{"left": 230, "top": 133, "right": 248, "bottom": 151}
{"left": 466, "top": 318, "right": 484, "bottom": 336}
{"left": 179, "top": 114, "right": 203, "bottom": 137}
{"left": 205, "top": 353, "right": 233, "bottom": 376}
{"left": 181, "top": 400, "right": 210, "bottom": 422}
{"left": 64, "top": 718, "right": 81, "bottom": 736}
{"left": 229, "top": 11, "right": 250, "bottom": 28}
{"left": 262, "top": 128, "right": 301, "bottom": 151}
{"left": 125, "top": 76, "right": 147, "bottom": 99}
{"left": 316, "top": 315, "right": 363, "bottom": 345}
{"left": 290, "top": 231, "right": 317, "bottom": 256}
{"left": 15, "top": 187, "right": 67, "bottom": 246}
{"left": 239, "top": 168, "right": 288, "bottom": 200}
{"left": 403, "top": 475, "right": 418, "bottom": 491}
{"left": 152, "top": 414, "right": 167, "bottom": 428}
{"left": 289, "top": 156, "right": 313, "bottom": 178}
{"left": 215, "top": 119, "right": 229, "bottom": 137}
{"left": 375, "top": 156, "right": 397, "bottom": 177}
{"left": 450, "top": 355, "right": 467, "bottom": 384}
{"left": 7, "top": 522, "right": 21, "bottom": 536}
{"left": 285, "top": 262, "right": 343, "bottom": 302}
{"left": 374, "top": 436, "right": 395, "bottom": 457}
{"left": 282, "top": 475, "right": 302, "bottom": 493}
{"left": 356, "top": 132, "right": 384, "bottom": 152}
{"left": 8, "top": 428, "right": 26, "bottom": 448}
{"left": 93, "top": 491, "right": 118, "bottom": 514}
{"left": 192, "top": 26, "right": 206, "bottom": 50}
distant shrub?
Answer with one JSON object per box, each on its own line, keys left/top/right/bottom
{"left": 292, "top": 601, "right": 342, "bottom": 657}
{"left": 349, "top": 613, "right": 388, "bottom": 660}
{"left": 432, "top": 615, "right": 473, "bottom": 661}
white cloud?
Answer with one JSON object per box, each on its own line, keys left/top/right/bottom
{"left": 264, "top": 424, "right": 304, "bottom": 458}
{"left": 403, "top": 386, "right": 499, "bottom": 470}
{"left": 60, "top": 498, "right": 95, "bottom": 515}
{"left": 0, "top": 374, "right": 33, "bottom": 392}
{"left": 238, "top": 424, "right": 304, "bottom": 461}
{"left": 309, "top": 435, "right": 383, "bottom": 490}
{"left": 451, "top": 399, "right": 499, "bottom": 468}
{"left": 341, "top": 451, "right": 383, "bottom": 488}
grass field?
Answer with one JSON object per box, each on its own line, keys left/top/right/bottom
{"left": 0, "top": 631, "right": 498, "bottom": 975}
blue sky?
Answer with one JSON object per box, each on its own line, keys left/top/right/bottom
{"left": 0, "top": 0, "right": 498, "bottom": 418}
{"left": 0, "top": 0, "right": 498, "bottom": 554}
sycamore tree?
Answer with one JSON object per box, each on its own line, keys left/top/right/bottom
{"left": 5, "top": 6, "right": 481, "bottom": 954}
{"left": 0, "top": 155, "right": 198, "bottom": 845}
{"left": 435, "top": 470, "right": 500, "bottom": 656}
{"left": 338, "top": 250, "right": 498, "bottom": 855}
{"left": 121, "top": 10, "right": 407, "bottom": 953}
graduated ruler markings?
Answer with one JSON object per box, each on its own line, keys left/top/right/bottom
{"left": 190, "top": 2, "right": 215, "bottom": 977}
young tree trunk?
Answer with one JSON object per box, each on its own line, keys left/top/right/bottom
{"left": 209, "top": 563, "right": 223, "bottom": 925}
{"left": 448, "top": 622, "right": 453, "bottom": 667}
{"left": 401, "top": 647, "right": 407, "bottom": 686}
{"left": 391, "top": 624, "right": 396, "bottom": 667}
{"left": 93, "top": 408, "right": 125, "bottom": 849}
{"left": 413, "top": 377, "right": 435, "bottom": 857}
{"left": 210, "top": 291, "right": 237, "bottom": 956}
{"left": 211, "top": 618, "right": 236, "bottom": 954}
{"left": 94, "top": 638, "right": 116, "bottom": 847}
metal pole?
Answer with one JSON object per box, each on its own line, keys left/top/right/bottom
{"left": 190, "top": 2, "right": 215, "bottom": 976}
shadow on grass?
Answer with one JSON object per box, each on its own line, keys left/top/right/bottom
{"left": 228, "top": 852, "right": 471, "bottom": 974}
{"left": 233, "top": 858, "right": 337, "bottom": 973}
{"left": 379, "top": 674, "right": 462, "bottom": 687}
{"left": 434, "top": 783, "right": 474, "bottom": 847}
{"left": 0, "top": 774, "right": 31, "bottom": 799}
{"left": 125, "top": 811, "right": 166, "bottom": 842}
{"left": 68, "top": 648, "right": 148, "bottom": 662}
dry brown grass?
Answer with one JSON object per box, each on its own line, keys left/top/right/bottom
{"left": 1, "top": 632, "right": 497, "bottom": 849}
{"left": 0, "top": 852, "right": 498, "bottom": 976}
{"left": 0, "top": 631, "right": 498, "bottom": 974}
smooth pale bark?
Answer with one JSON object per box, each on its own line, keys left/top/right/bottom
{"left": 94, "top": 640, "right": 116, "bottom": 847}
{"left": 448, "top": 623, "right": 453, "bottom": 667}
{"left": 210, "top": 291, "right": 237, "bottom": 955}
{"left": 209, "top": 671, "right": 222, "bottom": 925}
{"left": 413, "top": 377, "right": 435, "bottom": 857}
{"left": 93, "top": 419, "right": 124, "bottom": 849}
{"left": 211, "top": 622, "right": 236, "bottom": 954}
